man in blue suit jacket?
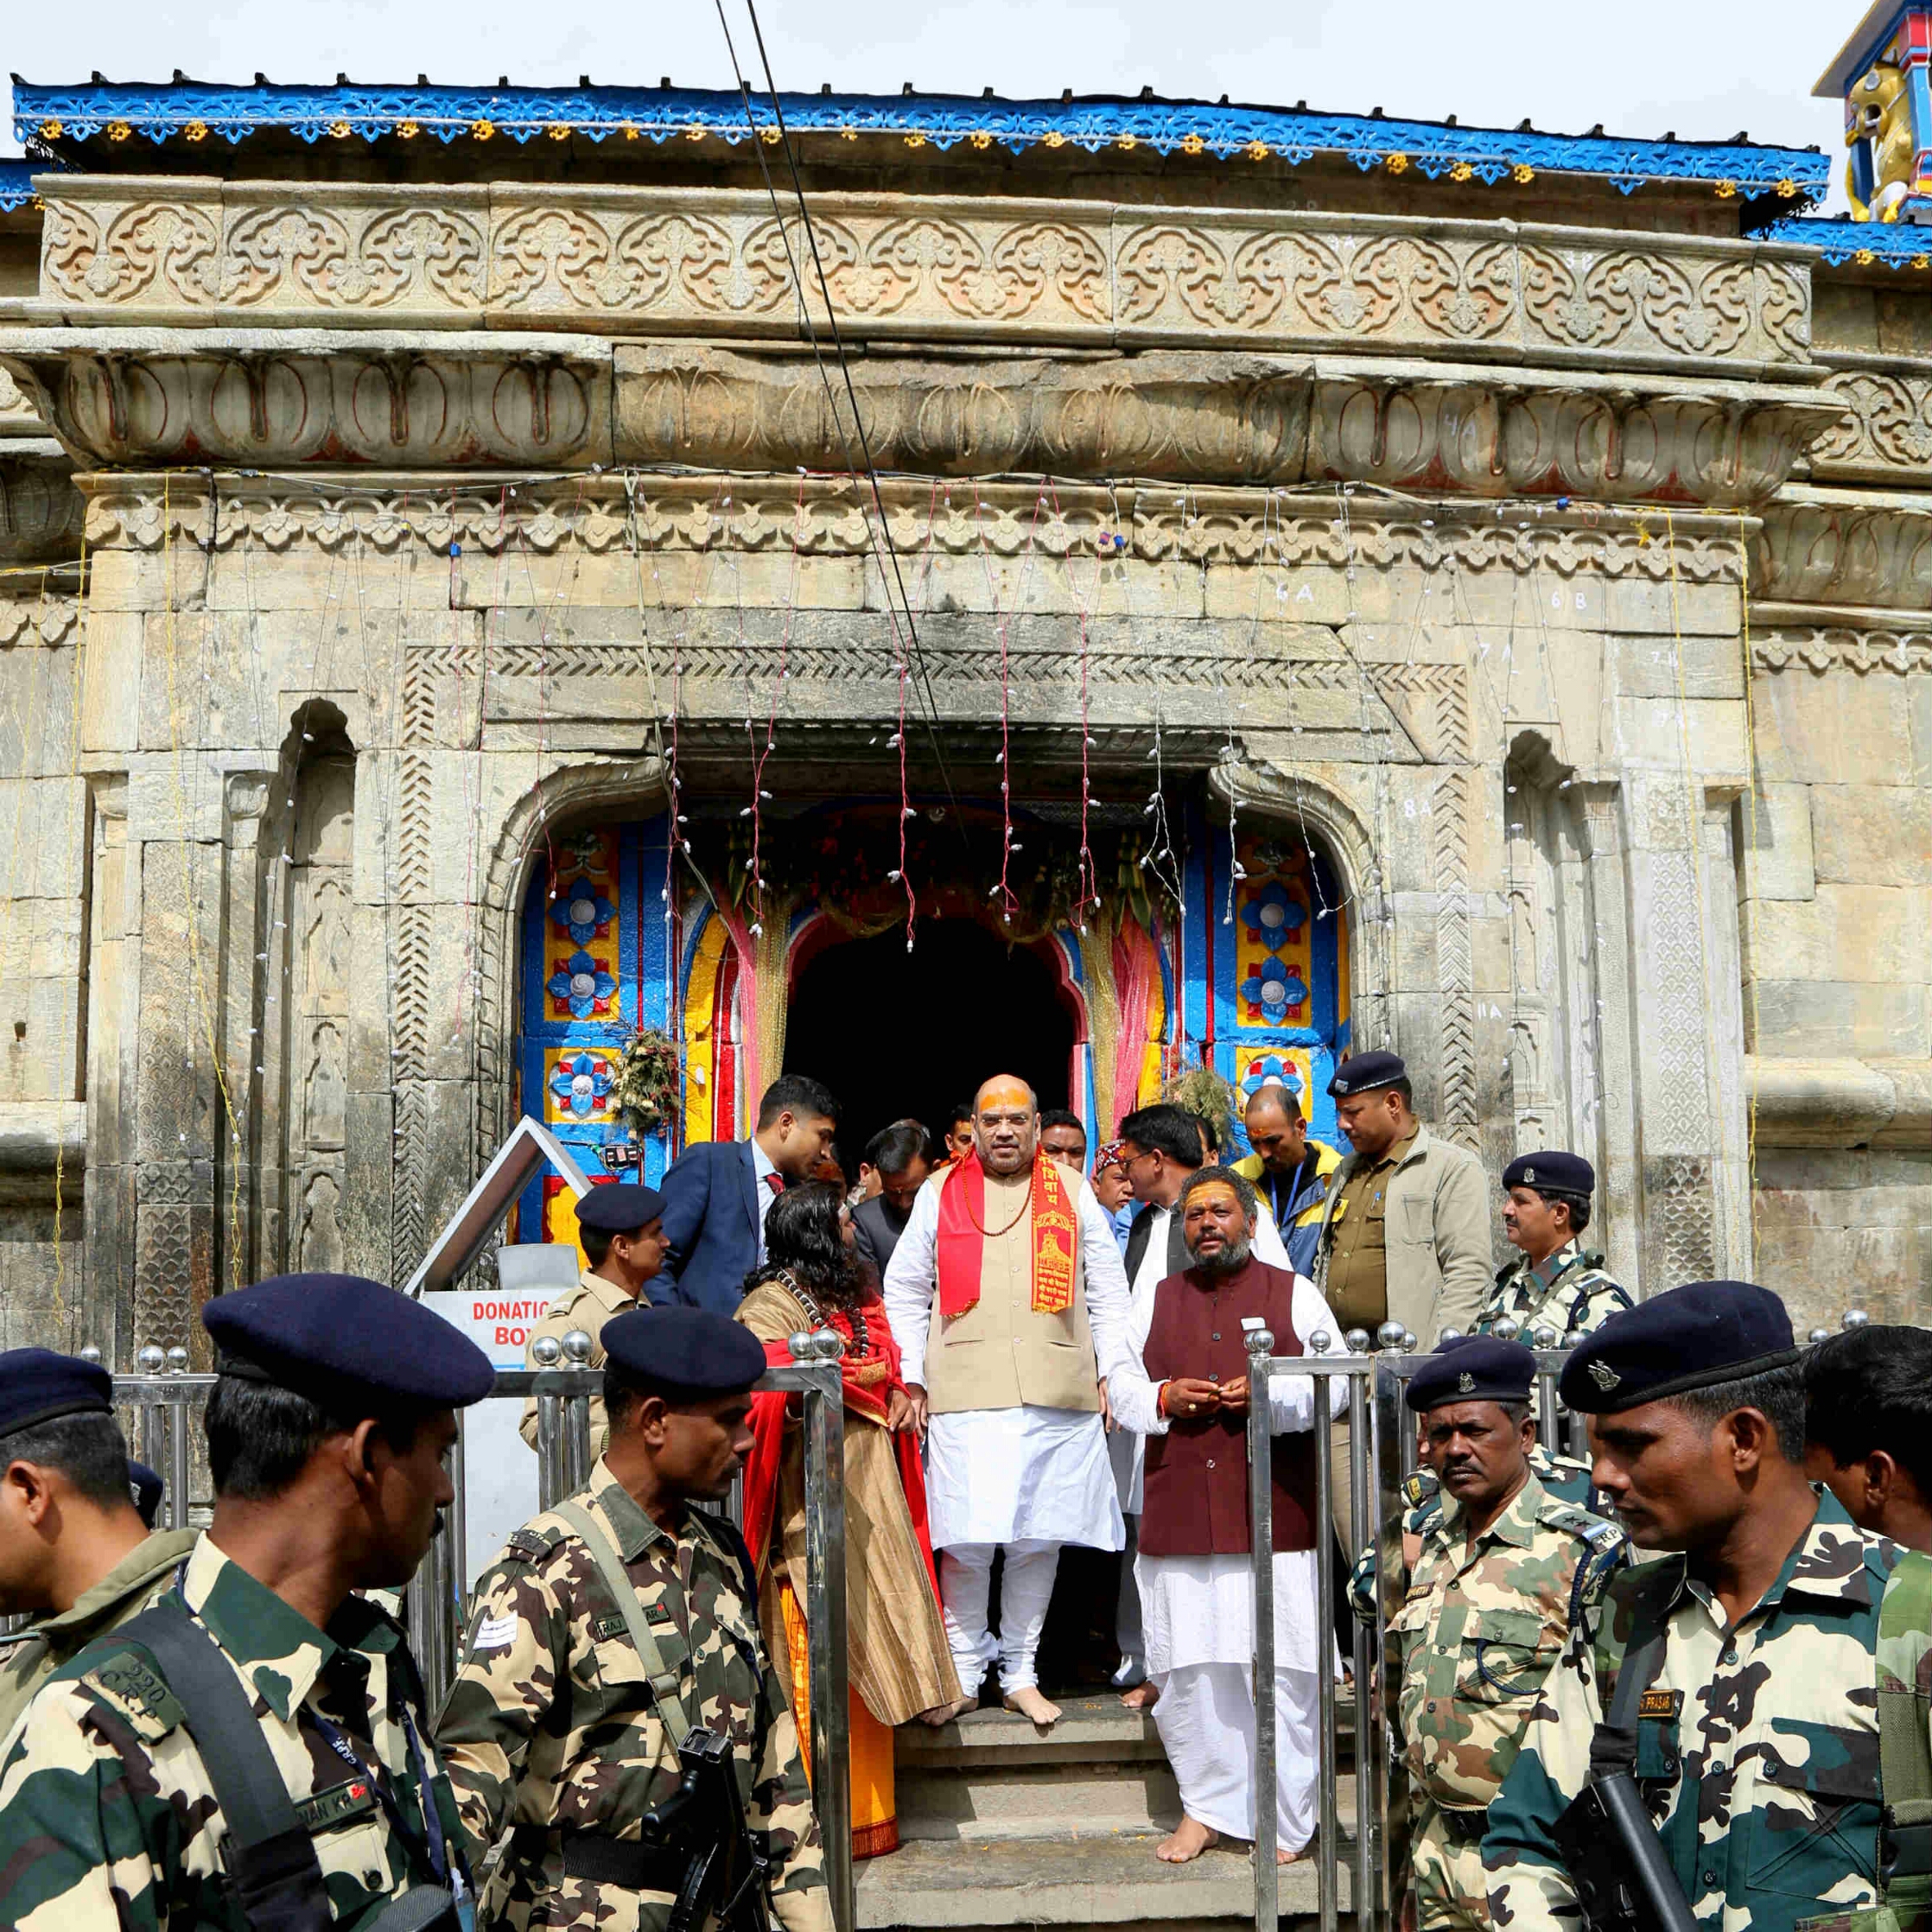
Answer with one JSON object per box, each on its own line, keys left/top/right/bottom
{"left": 650, "top": 1073, "right": 841, "bottom": 1314}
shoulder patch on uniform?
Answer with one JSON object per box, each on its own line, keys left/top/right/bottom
{"left": 76, "top": 1648, "right": 187, "bottom": 1740}
{"left": 1541, "top": 1502, "right": 1626, "bottom": 1551}
{"left": 505, "top": 1528, "right": 558, "bottom": 1563}
{"left": 1401, "top": 1469, "right": 1441, "bottom": 1508}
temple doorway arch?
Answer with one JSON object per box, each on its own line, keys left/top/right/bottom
{"left": 784, "top": 919, "right": 1079, "bottom": 1160}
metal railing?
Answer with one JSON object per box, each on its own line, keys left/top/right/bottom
{"left": 96, "top": 1331, "right": 855, "bottom": 1932}
{"left": 1244, "top": 1306, "right": 1875, "bottom": 1932}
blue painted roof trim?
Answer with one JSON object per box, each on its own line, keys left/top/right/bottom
{"left": 0, "top": 160, "right": 40, "bottom": 210}
{"left": 1760, "top": 213, "right": 1932, "bottom": 264}
{"left": 11, "top": 80, "right": 1827, "bottom": 197}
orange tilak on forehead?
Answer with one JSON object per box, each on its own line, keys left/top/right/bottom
{"left": 976, "top": 1076, "right": 1033, "bottom": 1114}
{"left": 1186, "top": 1181, "right": 1245, "bottom": 1215}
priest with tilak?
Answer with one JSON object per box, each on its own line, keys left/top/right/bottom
{"left": 883, "top": 1075, "right": 1133, "bottom": 1726}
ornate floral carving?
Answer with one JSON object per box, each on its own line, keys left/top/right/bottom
{"left": 1808, "top": 368, "right": 1932, "bottom": 480}
{"left": 30, "top": 183, "right": 1815, "bottom": 375}
{"left": 1752, "top": 627, "right": 1932, "bottom": 675}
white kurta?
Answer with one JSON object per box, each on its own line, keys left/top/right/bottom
{"left": 1115, "top": 1206, "right": 1292, "bottom": 1514}
{"left": 882, "top": 1167, "right": 1134, "bottom": 1552}
{"left": 1109, "top": 1272, "right": 1343, "bottom": 1677}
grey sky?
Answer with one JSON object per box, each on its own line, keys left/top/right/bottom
{"left": 3, "top": 1, "right": 1856, "bottom": 211}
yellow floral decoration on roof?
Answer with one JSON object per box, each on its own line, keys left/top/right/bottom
{"left": 1385, "top": 151, "right": 1408, "bottom": 172}
{"left": 1511, "top": 162, "right": 1534, "bottom": 182}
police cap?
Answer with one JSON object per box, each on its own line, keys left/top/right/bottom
{"left": 1558, "top": 1280, "right": 1798, "bottom": 1414}
{"left": 574, "top": 1183, "right": 666, "bottom": 1235}
{"left": 1327, "top": 1050, "right": 1407, "bottom": 1098}
{"left": 1503, "top": 1150, "right": 1594, "bottom": 1197}
{"left": 128, "top": 1459, "right": 164, "bottom": 1528}
{"left": 202, "top": 1274, "right": 496, "bottom": 1411}
{"left": 602, "top": 1305, "right": 767, "bottom": 1398}
{"left": 1406, "top": 1334, "right": 1537, "bottom": 1412}
{"left": 0, "top": 1349, "right": 113, "bottom": 1442}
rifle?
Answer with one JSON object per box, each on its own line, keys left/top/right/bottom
{"left": 639, "top": 1726, "right": 776, "bottom": 1932}
{"left": 1550, "top": 1624, "right": 1697, "bottom": 1932}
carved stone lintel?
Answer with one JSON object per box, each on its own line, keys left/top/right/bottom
{"left": 1757, "top": 490, "right": 1932, "bottom": 612}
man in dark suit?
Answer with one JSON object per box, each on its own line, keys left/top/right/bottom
{"left": 650, "top": 1074, "right": 840, "bottom": 1315}
{"left": 851, "top": 1118, "right": 931, "bottom": 1284}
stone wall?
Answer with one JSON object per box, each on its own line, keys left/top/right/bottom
{"left": 0, "top": 168, "right": 1925, "bottom": 1357}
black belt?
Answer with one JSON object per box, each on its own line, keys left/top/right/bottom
{"left": 558, "top": 1831, "right": 689, "bottom": 1892}
{"left": 1432, "top": 1805, "right": 1490, "bottom": 1846}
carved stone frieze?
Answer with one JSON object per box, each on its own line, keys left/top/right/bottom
{"left": 0, "top": 594, "right": 79, "bottom": 647}
{"left": 0, "top": 334, "right": 612, "bottom": 468}
{"left": 1807, "top": 364, "right": 1932, "bottom": 483}
{"left": 33, "top": 178, "right": 1815, "bottom": 375}
{"left": 1752, "top": 626, "right": 1932, "bottom": 674}
{"left": 1755, "top": 490, "right": 1932, "bottom": 612}
{"left": 619, "top": 345, "right": 1829, "bottom": 503}
{"left": 71, "top": 471, "right": 1750, "bottom": 584}
{"left": 6, "top": 330, "right": 1831, "bottom": 500}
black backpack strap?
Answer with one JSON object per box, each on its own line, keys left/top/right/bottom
{"left": 115, "top": 1605, "right": 334, "bottom": 1932}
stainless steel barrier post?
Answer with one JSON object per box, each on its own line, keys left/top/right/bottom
{"left": 531, "top": 1336, "right": 567, "bottom": 1511}
{"left": 1307, "top": 1331, "right": 1339, "bottom": 1932}
{"left": 165, "top": 1347, "right": 193, "bottom": 1530}
{"left": 1245, "top": 1325, "right": 1280, "bottom": 1932}
{"left": 561, "top": 1329, "right": 594, "bottom": 1497}
{"left": 1529, "top": 1325, "right": 1562, "bottom": 1452}
{"left": 1344, "top": 1333, "right": 1378, "bottom": 1932}
{"left": 1372, "top": 1325, "right": 1411, "bottom": 1932}
{"left": 791, "top": 1331, "right": 853, "bottom": 1932}
{"left": 136, "top": 1344, "right": 167, "bottom": 1478}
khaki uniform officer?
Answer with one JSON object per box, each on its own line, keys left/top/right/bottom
{"left": 521, "top": 1182, "right": 670, "bottom": 1459}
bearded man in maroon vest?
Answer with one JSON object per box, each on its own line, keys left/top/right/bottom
{"left": 1108, "top": 1165, "right": 1343, "bottom": 1864}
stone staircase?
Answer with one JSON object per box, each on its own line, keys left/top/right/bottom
{"left": 854, "top": 1694, "right": 1357, "bottom": 1932}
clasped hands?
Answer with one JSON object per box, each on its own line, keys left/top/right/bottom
{"left": 1159, "top": 1374, "right": 1251, "bottom": 1420}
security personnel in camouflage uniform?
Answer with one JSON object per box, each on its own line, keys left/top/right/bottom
{"left": 0, "top": 1273, "right": 495, "bottom": 1931}
{"left": 0, "top": 1352, "right": 196, "bottom": 1743}
{"left": 1373, "top": 1338, "right": 1627, "bottom": 1930}
{"left": 519, "top": 1183, "right": 670, "bottom": 1459}
{"left": 439, "top": 1305, "right": 832, "bottom": 1932}
{"left": 1471, "top": 1152, "right": 1630, "bottom": 1342}
{"left": 1484, "top": 1280, "right": 1926, "bottom": 1932}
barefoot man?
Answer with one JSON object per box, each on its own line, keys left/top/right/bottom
{"left": 884, "top": 1075, "right": 1132, "bottom": 1727}
{"left": 1109, "top": 1166, "right": 1340, "bottom": 1864}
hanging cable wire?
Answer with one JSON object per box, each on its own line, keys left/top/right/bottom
{"left": 713, "top": 0, "right": 966, "bottom": 869}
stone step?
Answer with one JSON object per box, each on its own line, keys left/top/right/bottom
{"left": 893, "top": 1692, "right": 1357, "bottom": 1844}
{"left": 855, "top": 1832, "right": 1353, "bottom": 1929}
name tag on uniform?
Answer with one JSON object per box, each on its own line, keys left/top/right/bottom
{"left": 298, "top": 1779, "right": 379, "bottom": 1832}
{"left": 1638, "top": 1689, "right": 1682, "bottom": 1720}
{"left": 592, "top": 1612, "right": 627, "bottom": 1642}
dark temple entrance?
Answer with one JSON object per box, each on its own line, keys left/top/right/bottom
{"left": 784, "top": 918, "right": 1076, "bottom": 1162}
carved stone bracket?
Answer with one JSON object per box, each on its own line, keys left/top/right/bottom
{"left": 32, "top": 179, "right": 1815, "bottom": 378}
{"left": 0, "top": 452, "right": 85, "bottom": 562}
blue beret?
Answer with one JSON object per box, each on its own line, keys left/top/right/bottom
{"left": 575, "top": 1184, "right": 666, "bottom": 1234}
{"left": 0, "top": 1349, "right": 112, "bottom": 1441}
{"left": 1559, "top": 1281, "right": 1797, "bottom": 1414}
{"left": 203, "top": 1274, "right": 495, "bottom": 1410}
{"left": 127, "top": 1460, "right": 164, "bottom": 1528}
{"left": 602, "top": 1306, "right": 767, "bottom": 1396}
{"left": 1503, "top": 1151, "right": 1594, "bottom": 1196}
{"left": 1327, "top": 1051, "right": 1406, "bottom": 1098}
{"left": 1406, "top": 1334, "right": 1537, "bottom": 1412}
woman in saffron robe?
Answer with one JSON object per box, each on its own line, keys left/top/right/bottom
{"left": 737, "top": 1181, "right": 962, "bottom": 1859}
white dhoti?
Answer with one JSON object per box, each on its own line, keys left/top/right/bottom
{"left": 925, "top": 1404, "right": 1124, "bottom": 1697}
{"left": 1139, "top": 1548, "right": 1323, "bottom": 1851}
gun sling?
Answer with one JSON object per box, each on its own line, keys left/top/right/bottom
{"left": 554, "top": 1497, "right": 696, "bottom": 1745}
{"left": 113, "top": 1604, "right": 457, "bottom": 1932}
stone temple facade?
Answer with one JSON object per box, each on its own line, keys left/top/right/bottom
{"left": 0, "top": 73, "right": 1925, "bottom": 1363}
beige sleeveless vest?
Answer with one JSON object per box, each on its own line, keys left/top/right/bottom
{"left": 924, "top": 1160, "right": 1101, "bottom": 1415}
